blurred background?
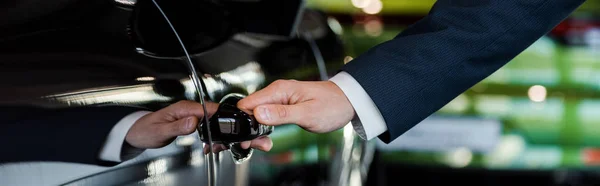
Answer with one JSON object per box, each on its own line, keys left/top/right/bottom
{"left": 249, "top": 0, "right": 600, "bottom": 185}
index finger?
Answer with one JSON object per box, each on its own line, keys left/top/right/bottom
{"left": 160, "top": 100, "right": 219, "bottom": 120}
{"left": 237, "top": 80, "right": 297, "bottom": 114}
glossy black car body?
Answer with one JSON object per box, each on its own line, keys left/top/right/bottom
{"left": 0, "top": 0, "right": 370, "bottom": 186}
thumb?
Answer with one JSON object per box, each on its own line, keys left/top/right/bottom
{"left": 254, "top": 104, "right": 306, "bottom": 126}
{"left": 162, "top": 116, "right": 198, "bottom": 138}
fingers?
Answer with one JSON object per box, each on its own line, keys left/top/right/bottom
{"left": 240, "top": 141, "right": 252, "bottom": 149}
{"left": 253, "top": 103, "right": 307, "bottom": 126}
{"left": 161, "top": 116, "right": 198, "bottom": 138}
{"left": 204, "top": 144, "right": 228, "bottom": 154}
{"left": 240, "top": 137, "right": 273, "bottom": 151}
{"left": 161, "top": 100, "right": 219, "bottom": 120}
{"left": 238, "top": 80, "right": 299, "bottom": 114}
{"left": 248, "top": 136, "right": 273, "bottom": 151}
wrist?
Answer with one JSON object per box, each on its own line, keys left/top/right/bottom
{"left": 325, "top": 80, "right": 357, "bottom": 121}
{"left": 99, "top": 110, "right": 152, "bottom": 162}
{"left": 328, "top": 72, "right": 388, "bottom": 140}
{"left": 124, "top": 112, "right": 153, "bottom": 149}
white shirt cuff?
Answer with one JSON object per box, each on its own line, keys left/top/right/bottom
{"left": 99, "top": 111, "right": 152, "bottom": 162}
{"left": 329, "top": 71, "right": 388, "bottom": 140}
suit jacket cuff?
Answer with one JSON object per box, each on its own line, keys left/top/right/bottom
{"left": 98, "top": 111, "right": 152, "bottom": 162}
{"left": 329, "top": 71, "right": 388, "bottom": 140}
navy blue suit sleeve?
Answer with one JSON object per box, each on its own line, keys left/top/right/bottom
{"left": 0, "top": 106, "right": 144, "bottom": 165}
{"left": 341, "top": 0, "right": 586, "bottom": 143}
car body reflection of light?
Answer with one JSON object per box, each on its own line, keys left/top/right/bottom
{"left": 181, "top": 62, "right": 265, "bottom": 101}
{"left": 176, "top": 135, "right": 197, "bottom": 146}
{"left": 140, "top": 174, "right": 177, "bottom": 185}
{"left": 190, "top": 149, "right": 204, "bottom": 166}
{"left": 136, "top": 76, "right": 156, "bottom": 81}
{"left": 349, "top": 167, "right": 362, "bottom": 186}
{"left": 44, "top": 85, "right": 172, "bottom": 106}
{"left": 115, "top": 0, "right": 136, "bottom": 6}
{"left": 147, "top": 159, "right": 168, "bottom": 176}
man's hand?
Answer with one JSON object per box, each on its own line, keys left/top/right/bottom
{"left": 238, "top": 80, "right": 355, "bottom": 133}
{"left": 125, "top": 100, "right": 218, "bottom": 149}
{"left": 126, "top": 100, "right": 274, "bottom": 153}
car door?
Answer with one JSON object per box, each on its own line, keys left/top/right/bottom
{"left": 0, "top": 0, "right": 373, "bottom": 185}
